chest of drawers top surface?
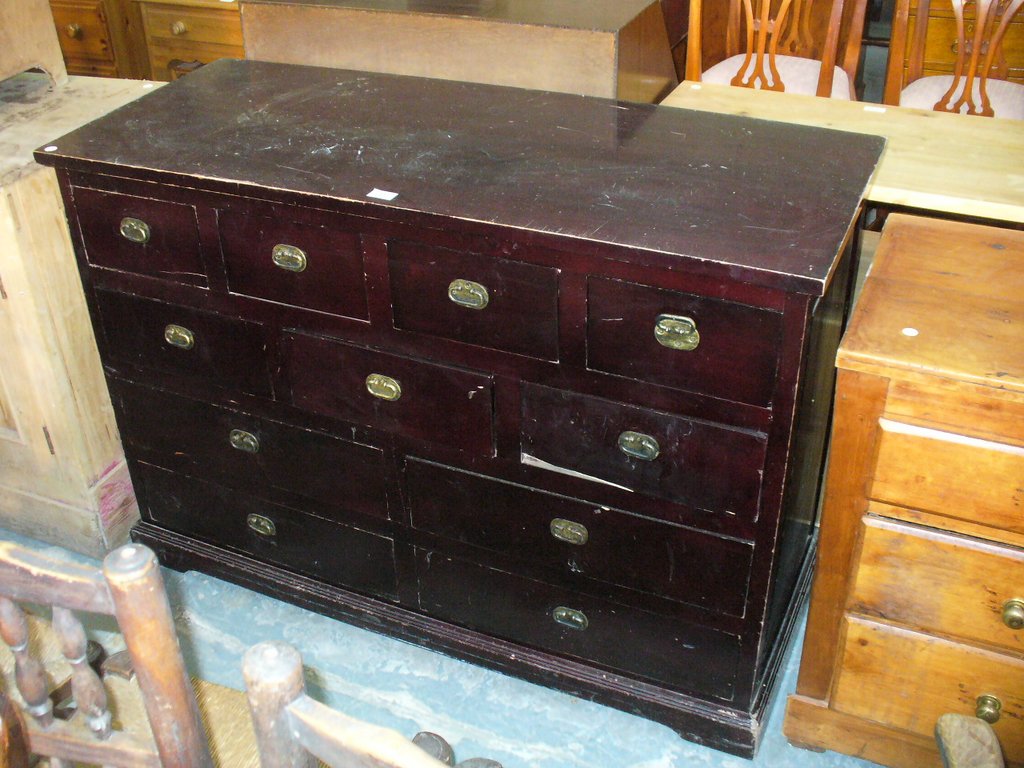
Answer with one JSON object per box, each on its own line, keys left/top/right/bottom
{"left": 840, "top": 215, "right": 1024, "bottom": 394}
{"left": 36, "top": 58, "right": 880, "bottom": 294}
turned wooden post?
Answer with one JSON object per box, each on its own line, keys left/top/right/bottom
{"left": 243, "top": 641, "right": 316, "bottom": 768}
{"left": 102, "top": 544, "right": 213, "bottom": 768}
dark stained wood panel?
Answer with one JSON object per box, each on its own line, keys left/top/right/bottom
{"left": 37, "top": 59, "right": 881, "bottom": 294}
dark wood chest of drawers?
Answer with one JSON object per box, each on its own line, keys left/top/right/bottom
{"left": 36, "top": 59, "right": 882, "bottom": 757}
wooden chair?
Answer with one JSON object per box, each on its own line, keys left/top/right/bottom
{"left": 242, "top": 641, "right": 501, "bottom": 768}
{"left": 685, "top": 0, "right": 870, "bottom": 98}
{"left": 936, "top": 713, "right": 1006, "bottom": 768}
{"left": 0, "top": 540, "right": 213, "bottom": 768}
{"left": 883, "top": 0, "right": 1024, "bottom": 117}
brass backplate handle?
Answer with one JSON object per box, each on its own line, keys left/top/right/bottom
{"left": 447, "top": 279, "right": 489, "bottom": 310}
{"left": 366, "top": 373, "right": 402, "bottom": 401}
{"left": 550, "top": 518, "right": 588, "bottom": 546}
{"left": 618, "top": 430, "right": 660, "bottom": 461}
{"left": 119, "top": 217, "right": 150, "bottom": 244}
{"left": 1003, "top": 598, "right": 1024, "bottom": 630}
{"left": 654, "top": 314, "right": 700, "bottom": 351}
{"left": 271, "top": 243, "right": 307, "bottom": 273}
{"left": 552, "top": 606, "right": 588, "bottom": 631}
{"left": 163, "top": 324, "right": 194, "bottom": 350}
{"left": 229, "top": 429, "right": 260, "bottom": 454}
{"left": 246, "top": 514, "right": 276, "bottom": 538}
{"left": 976, "top": 694, "right": 1002, "bottom": 724}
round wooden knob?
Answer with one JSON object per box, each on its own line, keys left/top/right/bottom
{"left": 65, "top": 23, "right": 83, "bottom": 39}
{"left": 1003, "top": 598, "right": 1024, "bottom": 630}
{"left": 170, "top": 20, "right": 188, "bottom": 35}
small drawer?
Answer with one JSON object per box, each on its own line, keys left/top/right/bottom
{"left": 139, "top": 463, "right": 398, "bottom": 600}
{"left": 112, "top": 381, "right": 390, "bottom": 521}
{"left": 871, "top": 418, "right": 1024, "bottom": 537}
{"left": 416, "top": 550, "right": 741, "bottom": 700}
{"left": 219, "top": 209, "right": 368, "bottom": 320}
{"left": 50, "top": 0, "right": 114, "bottom": 65}
{"left": 389, "top": 240, "right": 559, "bottom": 360}
{"left": 285, "top": 332, "right": 495, "bottom": 456}
{"left": 586, "top": 277, "right": 783, "bottom": 407}
{"left": 95, "top": 289, "right": 272, "bottom": 397}
{"left": 850, "top": 515, "right": 1024, "bottom": 655}
{"left": 142, "top": 3, "right": 243, "bottom": 46}
{"left": 832, "top": 617, "right": 1024, "bottom": 761}
{"left": 521, "top": 384, "right": 767, "bottom": 519}
{"left": 74, "top": 187, "right": 206, "bottom": 286}
{"left": 405, "top": 458, "right": 753, "bottom": 616}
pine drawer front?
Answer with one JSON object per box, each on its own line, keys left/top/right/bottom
{"left": 74, "top": 186, "right": 206, "bottom": 286}
{"left": 112, "top": 381, "right": 390, "bottom": 522}
{"left": 831, "top": 617, "right": 1024, "bottom": 760}
{"left": 50, "top": 0, "right": 115, "bottom": 72}
{"left": 586, "top": 276, "right": 783, "bottom": 407}
{"left": 521, "top": 384, "right": 767, "bottom": 519}
{"left": 850, "top": 515, "right": 1024, "bottom": 656}
{"left": 405, "top": 459, "right": 754, "bottom": 617}
{"left": 870, "top": 418, "right": 1024, "bottom": 537}
{"left": 388, "top": 240, "right": 560, "bottom": 360}
{"left": 416, "top": 550, "right": 742, "bottom": 700}
{"left": 95, "top": 290, "right": 273, "bottom": 396}
{"left": 140, "top": 463, "right": 398, "bottom": 599}
{"left": 285, "top": 332, "right": 495, "bottom": 456}
{"left": 219, "top": 209, "right": 369, "bottom": 319}
{"left": 141, "top": 2, "right": 244, "bottom": 80}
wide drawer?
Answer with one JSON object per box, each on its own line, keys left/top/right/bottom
{"left": 870, "top": 418, "right": 1024, "bottom": 537}
{"left": 416, "top": 550, "right": 741, "bottom": 700}
{"left": 50, "top": 0, "right": 114, "bottom": 65}
{"left": 388, "top": 240, "right": 559, "bottom": 360}
{"left": 218, "top": 209, "right": 368, "bottom": 319}
{"left": 138, "top": 463, "right": 398, "bottom": 600}
{"left": 95, "top": 289, "right": 273, "bottom": 397}
{"left": 586, "top": 276, "right": 783, "bottom": 407}
{"left": 74, "top": 186, "right": 206, "bottom": 286}
{"left": 849, "top": 514, "right": 1024, "bottom": 655}
{"left": 831, "top": 617, "right": 1024, "bottom": 761}
{"left": 405, "top": 459, "right": 753, "bottom": 616}
{"left": 520, "top": 384, "right": 767, "bottom": 518}
{"left": 112, "top": 381, "right": 390, "bottom": 521}
{"left": 142, "top": 3, "right": 242, "bottom": 46}
{"left": 284, "top": 333, "right": 495, "bottom": 456}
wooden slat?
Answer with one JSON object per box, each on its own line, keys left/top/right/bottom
{"left": 25, "top": 719, "right": 160, "bottom": 768}
{"left": 0, "top": 542, "right": 113, "bottom": 614}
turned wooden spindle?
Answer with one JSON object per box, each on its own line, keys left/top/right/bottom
{"left": 51, "top": 607, "right": 112, "bottom": 739}
{"left": 243, "top": 641, "right": 315, "bottom": 768}
{"left": 0, "top": 598, "right": 53, "bottom": 728}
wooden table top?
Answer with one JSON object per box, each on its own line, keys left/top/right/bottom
{"left": 661, "top": 81, "right": 1024, "bottom": 225}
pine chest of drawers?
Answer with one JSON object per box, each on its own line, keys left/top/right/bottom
{"left": 36, "top": 59, "right": 881, "bottom": 756}
{"left": 784, "top": 215, "right": 1024, "bottom": 767}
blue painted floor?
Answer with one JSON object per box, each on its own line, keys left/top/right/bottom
{"left": 1, "top": 527, "right": 878, "bottom": 768}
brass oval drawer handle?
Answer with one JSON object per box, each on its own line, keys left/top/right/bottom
{"left": 550, "top": 518, "right": 588, "bottom": 546}
{"left": 654, "top": 314, "right": 700, "bottom": 351}
{"left": 170, "top": 20, "right": 188, "bottom": 36}
{"left": 366, "top": 373, "right": 402, "bottom": 401}
{"left": 271, "top": 243, "right": 307, "bottom": 273}
{"left": 618, "top": 430, "right": 660, "bottom": 461}
{"left": 1003, "top": 598, "right": 1024, "bottom": 630}
{"left": 119, "top": 217, "right": 151, "bottom": 244}
{"left": 229, "top": 429, "right": 260, "bottom": 454}
{"left": 447, "top": 278, "right": 489, "bottom": 310}
{"left": 976, "top": 694, "right": 1002, "bottom": 724}
{"left": 163, "top": 324, "right": 194, "bottom": 350}
{"left": 552, "top": 606, "right": 588, "bottom": 631}
{"left": 246, "top": 513, "right": 276, "bottom": 538}
{"left": 65, "top": 23, "right": 83, "bottom": 39}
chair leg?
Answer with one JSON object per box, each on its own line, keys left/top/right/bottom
{"left": 243, "top": 641, "right": 316, "bottom": 768}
